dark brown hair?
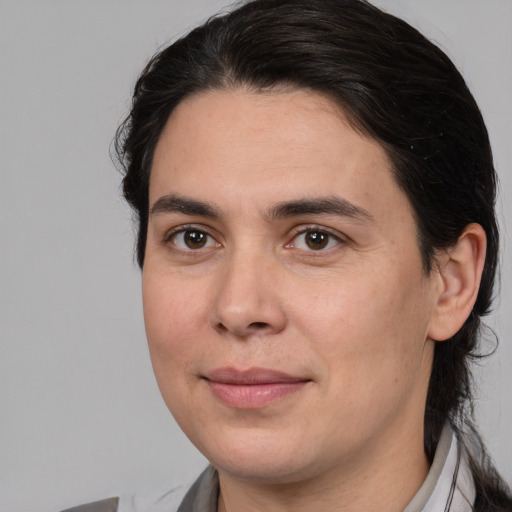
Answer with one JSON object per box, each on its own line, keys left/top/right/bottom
{"left": 115, "top": 1, "right": 511, "bottom": 508}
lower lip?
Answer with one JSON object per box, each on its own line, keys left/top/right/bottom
{"left": 206, "top": 381, "right": 309, "bottom": 409}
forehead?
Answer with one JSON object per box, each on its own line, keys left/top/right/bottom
{"left": 150, "top": 88, "right": 412, "bottom": 228}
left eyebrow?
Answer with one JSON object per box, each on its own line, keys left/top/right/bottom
{"left": 149, "top": 193, "right": 221, "bottom": 218}
{"left": 267, "top": 197, "right": 374, "bottom": 223}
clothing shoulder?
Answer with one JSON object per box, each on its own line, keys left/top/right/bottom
{"left": 60, "top": 498, "right": 119, "bottom": 512}
{"left": 59, "top": 481, "right": 191, "bottom": 512}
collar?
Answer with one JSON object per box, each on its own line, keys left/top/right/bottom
{"left": 404, "top": 423, "right": 475, "bottom": 512}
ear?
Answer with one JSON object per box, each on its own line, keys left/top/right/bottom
{"left": 428, "top": 223, "right": 487, "bottom": 342}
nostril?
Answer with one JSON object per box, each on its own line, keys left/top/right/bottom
{"left": 248, "top": 322, "right": 270, "bottom": 330}
{"left": 213, "top": 320, "right": 270, "bottom": 336}
{"left": 215, "top": 322, "right": 229, "bottom": 334}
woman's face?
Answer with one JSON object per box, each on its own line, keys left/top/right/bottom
{"left": 143, "top": 88, "right": 441, "bottom": 484}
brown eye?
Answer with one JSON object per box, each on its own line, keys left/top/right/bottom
{"left": 304, "top": 231, "right": 329, "bottom": 250}
{"left": 184, "top": 230, "right": 207, "bottom": 249}
{"left": 170, "top": 229, "right": 218, "bottom": 251}
{"left": 290, "top": 229, "right": 341, "bottom": 251}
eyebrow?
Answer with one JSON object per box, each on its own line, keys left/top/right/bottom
{"left": 149, "top": 193, "right": 373, "bottom": 224}
{"left": 268, "top": 197, "right": 374, "bottom": 223}
{"left": 150, "top": 194, "right": 221, "bottom": 218}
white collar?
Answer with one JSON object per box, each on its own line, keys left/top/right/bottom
{"left": 404, "top": 423, "right": 475, "bottom": 512}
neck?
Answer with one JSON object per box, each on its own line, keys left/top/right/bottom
{"left": 217, "top": 421, "right": 430, "bottom": 512}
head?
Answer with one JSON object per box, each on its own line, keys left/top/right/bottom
{"left": 116, "top": 0, "right": 498, "bottom": 480}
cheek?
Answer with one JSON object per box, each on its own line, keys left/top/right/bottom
{"left": 142, "top": 271, "right": 209, "bottom": 368}
{"left": 141, "top": 271, "right": 212, "bottom": 430}
{"left": 291, "top": 269, "right": 433, "bottom": 438}
{"left": 289, "top": 263, "right": 432, "bottom": 381}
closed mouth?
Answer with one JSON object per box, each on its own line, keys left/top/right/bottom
{"left": 203, "top": 367, "right": 311, "bottom": 409}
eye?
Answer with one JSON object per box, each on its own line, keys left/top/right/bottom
{"left": 290, "top": 229, "right": 342, "bottom": 251}
{"left": 169, "top": 228, "right": 219, "bottom": 251}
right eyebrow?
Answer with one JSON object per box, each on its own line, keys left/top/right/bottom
{"left": 149, "top": 194, "right": 221, "bottom": 218}
{"left": 267, "top": 196, "right": 374, "bottom": 224}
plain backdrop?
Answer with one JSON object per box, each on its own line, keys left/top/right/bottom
{"left": 0, "top": 1, "right": 510, "bottom": 511}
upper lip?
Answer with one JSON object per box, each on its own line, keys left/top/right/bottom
{"left": 204, "top": 367, "right": 309, "bottom": 385}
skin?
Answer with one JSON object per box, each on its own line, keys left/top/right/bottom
{"left": 142, "top": 88, "right": 484, "bottom": 512}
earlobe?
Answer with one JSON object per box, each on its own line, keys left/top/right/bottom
{"left": 428, "top": 223, "right": 487, "bottom": 342}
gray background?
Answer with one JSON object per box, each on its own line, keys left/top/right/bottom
{"left": 0, "top": 1, "right": 510, "bottom": 511}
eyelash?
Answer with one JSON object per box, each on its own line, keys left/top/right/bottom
{"left": 163, "top": 224, "right": 347, "bottom": 255}
{"left": 163, "top": 225, "right": 220, "bottom": 253}
{"left": 286, "top": 225, "right": 347, "bottom": 252}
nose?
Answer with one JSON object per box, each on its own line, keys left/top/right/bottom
{"left": 210, "top": 253, "right": 287, "bottom": 338}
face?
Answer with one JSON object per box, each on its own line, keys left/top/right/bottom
{"left": 143, "top": 89, "right": 441, "bottom": 485}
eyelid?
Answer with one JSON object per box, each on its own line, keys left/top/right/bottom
{"left": 163, "top": 224, "right": 222, "bottom": 251}
{"left": 161, "top": 223, "right": 348, "bottom": 253}
{"left": 285, "top": 224, "right": 349, "bottom": 250}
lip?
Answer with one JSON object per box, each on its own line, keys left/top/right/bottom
{"left": 204, "top": 367, "right": 310, "bottom": 409}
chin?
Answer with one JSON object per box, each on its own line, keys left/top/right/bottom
{"left": 196, "top": 427, "right": 324, "bottom": 485}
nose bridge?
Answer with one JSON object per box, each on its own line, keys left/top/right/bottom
{"left": 210, "top": 241, "right": 286, "bottom": 337}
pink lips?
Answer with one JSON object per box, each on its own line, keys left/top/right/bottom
{"left": 204, "top": 367, "right": 310, "bottom": 409}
